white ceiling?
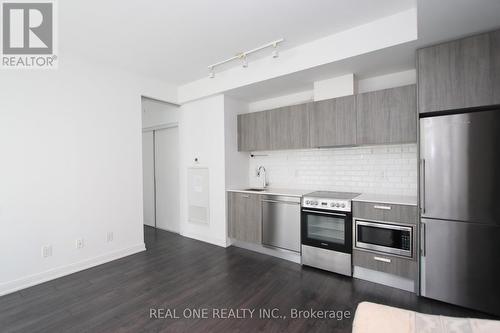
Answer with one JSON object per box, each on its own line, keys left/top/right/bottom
{"left": 60, "top": 0, "right": 415, "bottom": 84}
{"left": 60, "top": 0, "right": 500, "bottom": 101}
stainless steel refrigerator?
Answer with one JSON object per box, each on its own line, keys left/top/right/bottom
{"left": 420, "top": 109, "right": 500, "bottom": 315}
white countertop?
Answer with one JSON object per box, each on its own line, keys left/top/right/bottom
{"left": 353, "top": 193, "right": 418, "bottom": 206}
{"left": 227, "top": 188, "right": 418, "bottom": 205}
{"left": 227, "top": 188, "right": 310, "bottom": 198}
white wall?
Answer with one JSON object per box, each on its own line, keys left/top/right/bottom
{"left": 314, "top": 74, "right": 355, "bottom": 101}
{"left": 247, "top": 69, "right": 417, "bottom": 112}
{"left": 249, "top": 144, "right": 418, "bottom": 196}
{"left": 357, "top": 69, "right": 416, "bottom": 93}
{"left": 0, "top": 56, "right": 177, "bottom": 295}
{"left": 248, "top": 90, "right": 313, "bottom": 112}
{"left": 224, "top": 96, "right": 250, "bottom": 190}
{"left": 178, "top": 95, "right": 248, "bottom": 247}
{"left": 178, "top": 95, "right": 227, "bottom": 246}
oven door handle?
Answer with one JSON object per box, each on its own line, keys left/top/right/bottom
{"left": 302, "top": 209, "right": 347, "bottom": 217}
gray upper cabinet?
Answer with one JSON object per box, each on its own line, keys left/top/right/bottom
{"left": 238, "top": 84, "right": 418, "bottom": 151}
{"left": 417, "top": 29, "right": 500, "bottom": 114}
{"left": 309, "top": 95, "right": 356, "bottom": 147}
{"left": 356, "top": 85, "right": 417, "bottom": 145}
{"left": 268, "top": 103, "right": 310, "bottom": 150}
{"left": 238, "top": 111, "right": 269, "bottom": 151}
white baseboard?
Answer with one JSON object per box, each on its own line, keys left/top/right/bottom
{"left": 180, "top": 231, "right": 228, "bottom": 248}
{"left": 0, "top": 243, "right": 146, "bottom": 296}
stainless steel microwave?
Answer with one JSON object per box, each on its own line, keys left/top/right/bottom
{"left": 354, "top": 220, "right": 413, "bottom": 258}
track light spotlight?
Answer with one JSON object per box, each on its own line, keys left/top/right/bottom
{"left": 272, "top": 42, "right": 279, "bottom": 58}
{"left": 208, "top": 67, "right": 215, "bottom": 78}
{"left": 242, "top": 55, "right": 248, "bottom": 68}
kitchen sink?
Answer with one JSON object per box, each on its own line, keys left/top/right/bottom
{"left": 244, "top": 188, "right": 267, "bottom": 192}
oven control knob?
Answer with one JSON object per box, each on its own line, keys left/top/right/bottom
{"left": 313, "top": 201, "right": 318, "bottom": 205}
{"left": 330, "top": 203, "right": 335, "bottom": 207}
{"left": 305, "top": 200, "right": 310, "bottom": 205}
{"left": 341, "top": 203, "right": 346, "bottom": 208}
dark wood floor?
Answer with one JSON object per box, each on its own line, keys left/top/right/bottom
{"left": 0, "top": 226, "right": 494, "bottom": 333}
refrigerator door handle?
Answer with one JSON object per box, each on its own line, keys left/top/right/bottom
{"left": 420, "top": 159, "right": 426, "bottom": 214}
{"left": 420, "top": 222, "right": 426, "bottom": 257}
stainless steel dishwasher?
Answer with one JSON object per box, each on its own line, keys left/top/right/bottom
{"left": 261, "top": 195, "right": 301, "bottom": 252}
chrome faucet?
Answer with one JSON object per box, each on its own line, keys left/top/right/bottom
{"left": 257, "top": 166, "right": 268, "bottom": 189}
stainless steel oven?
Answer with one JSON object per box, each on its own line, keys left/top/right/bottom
{"left": 300, "top": 191, "right": 360, "bottom": 276}
{"left": 355, "top": 220, "right": 413, "bottom": 258}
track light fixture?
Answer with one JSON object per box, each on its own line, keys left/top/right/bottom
{"left": 207, "top": 38, "right": 284, "bottom": 78}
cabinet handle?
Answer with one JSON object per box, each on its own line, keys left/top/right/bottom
{"left": 241, "top": 195, "right": 250, "bottom": 198}
{"left": 373, "top": 205, "right": 391, "bottom": 210}
{"left": 374, "top": 256, "right": 391, "bottom": 263}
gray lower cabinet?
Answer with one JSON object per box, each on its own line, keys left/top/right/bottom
{"left": 228, "top": 192, "right": 262, "bottom": 244}
{"left": 418, "top": 29, "right": 500, "bottom": 113}
{"left": 309, "top": 95, "right": 356, "bottom": 147}
{"left": 352, "top": 200, "right": 419, "bottom": 291}
{"left": 356, "top": 85, "right": 417, "bottom": 145}
{"left": 353, "top": 249, "right": 417, "bottom": 280}
{"left": 268, "top": 103, "right": 310, "bottom": 150}
{"left": 238, "top": 111, "right": 269, "bottom": 151}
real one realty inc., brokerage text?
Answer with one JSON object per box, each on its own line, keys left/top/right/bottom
{"left": 150, "top": 307, "right": 351, "bottom": 321}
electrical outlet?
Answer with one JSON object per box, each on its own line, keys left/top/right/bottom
{"left": 107, "top": 232, "right": 113, "bottom": 242}
{"left": 76, "top": 238, "right": 84, "bottom": 249}
{"left": 42, "top": 245, "right": 52, "bottom": 258}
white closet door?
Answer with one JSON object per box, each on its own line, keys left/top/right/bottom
{"left": 154, "top": 127, "right": 180, "bottom": 233}
{"left": 142, "top": 131, "right": 155, "bottom": 227}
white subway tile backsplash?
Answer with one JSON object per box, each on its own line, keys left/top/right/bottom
{"left": 249, "top": 144, "right": 418, "bottom": 196}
